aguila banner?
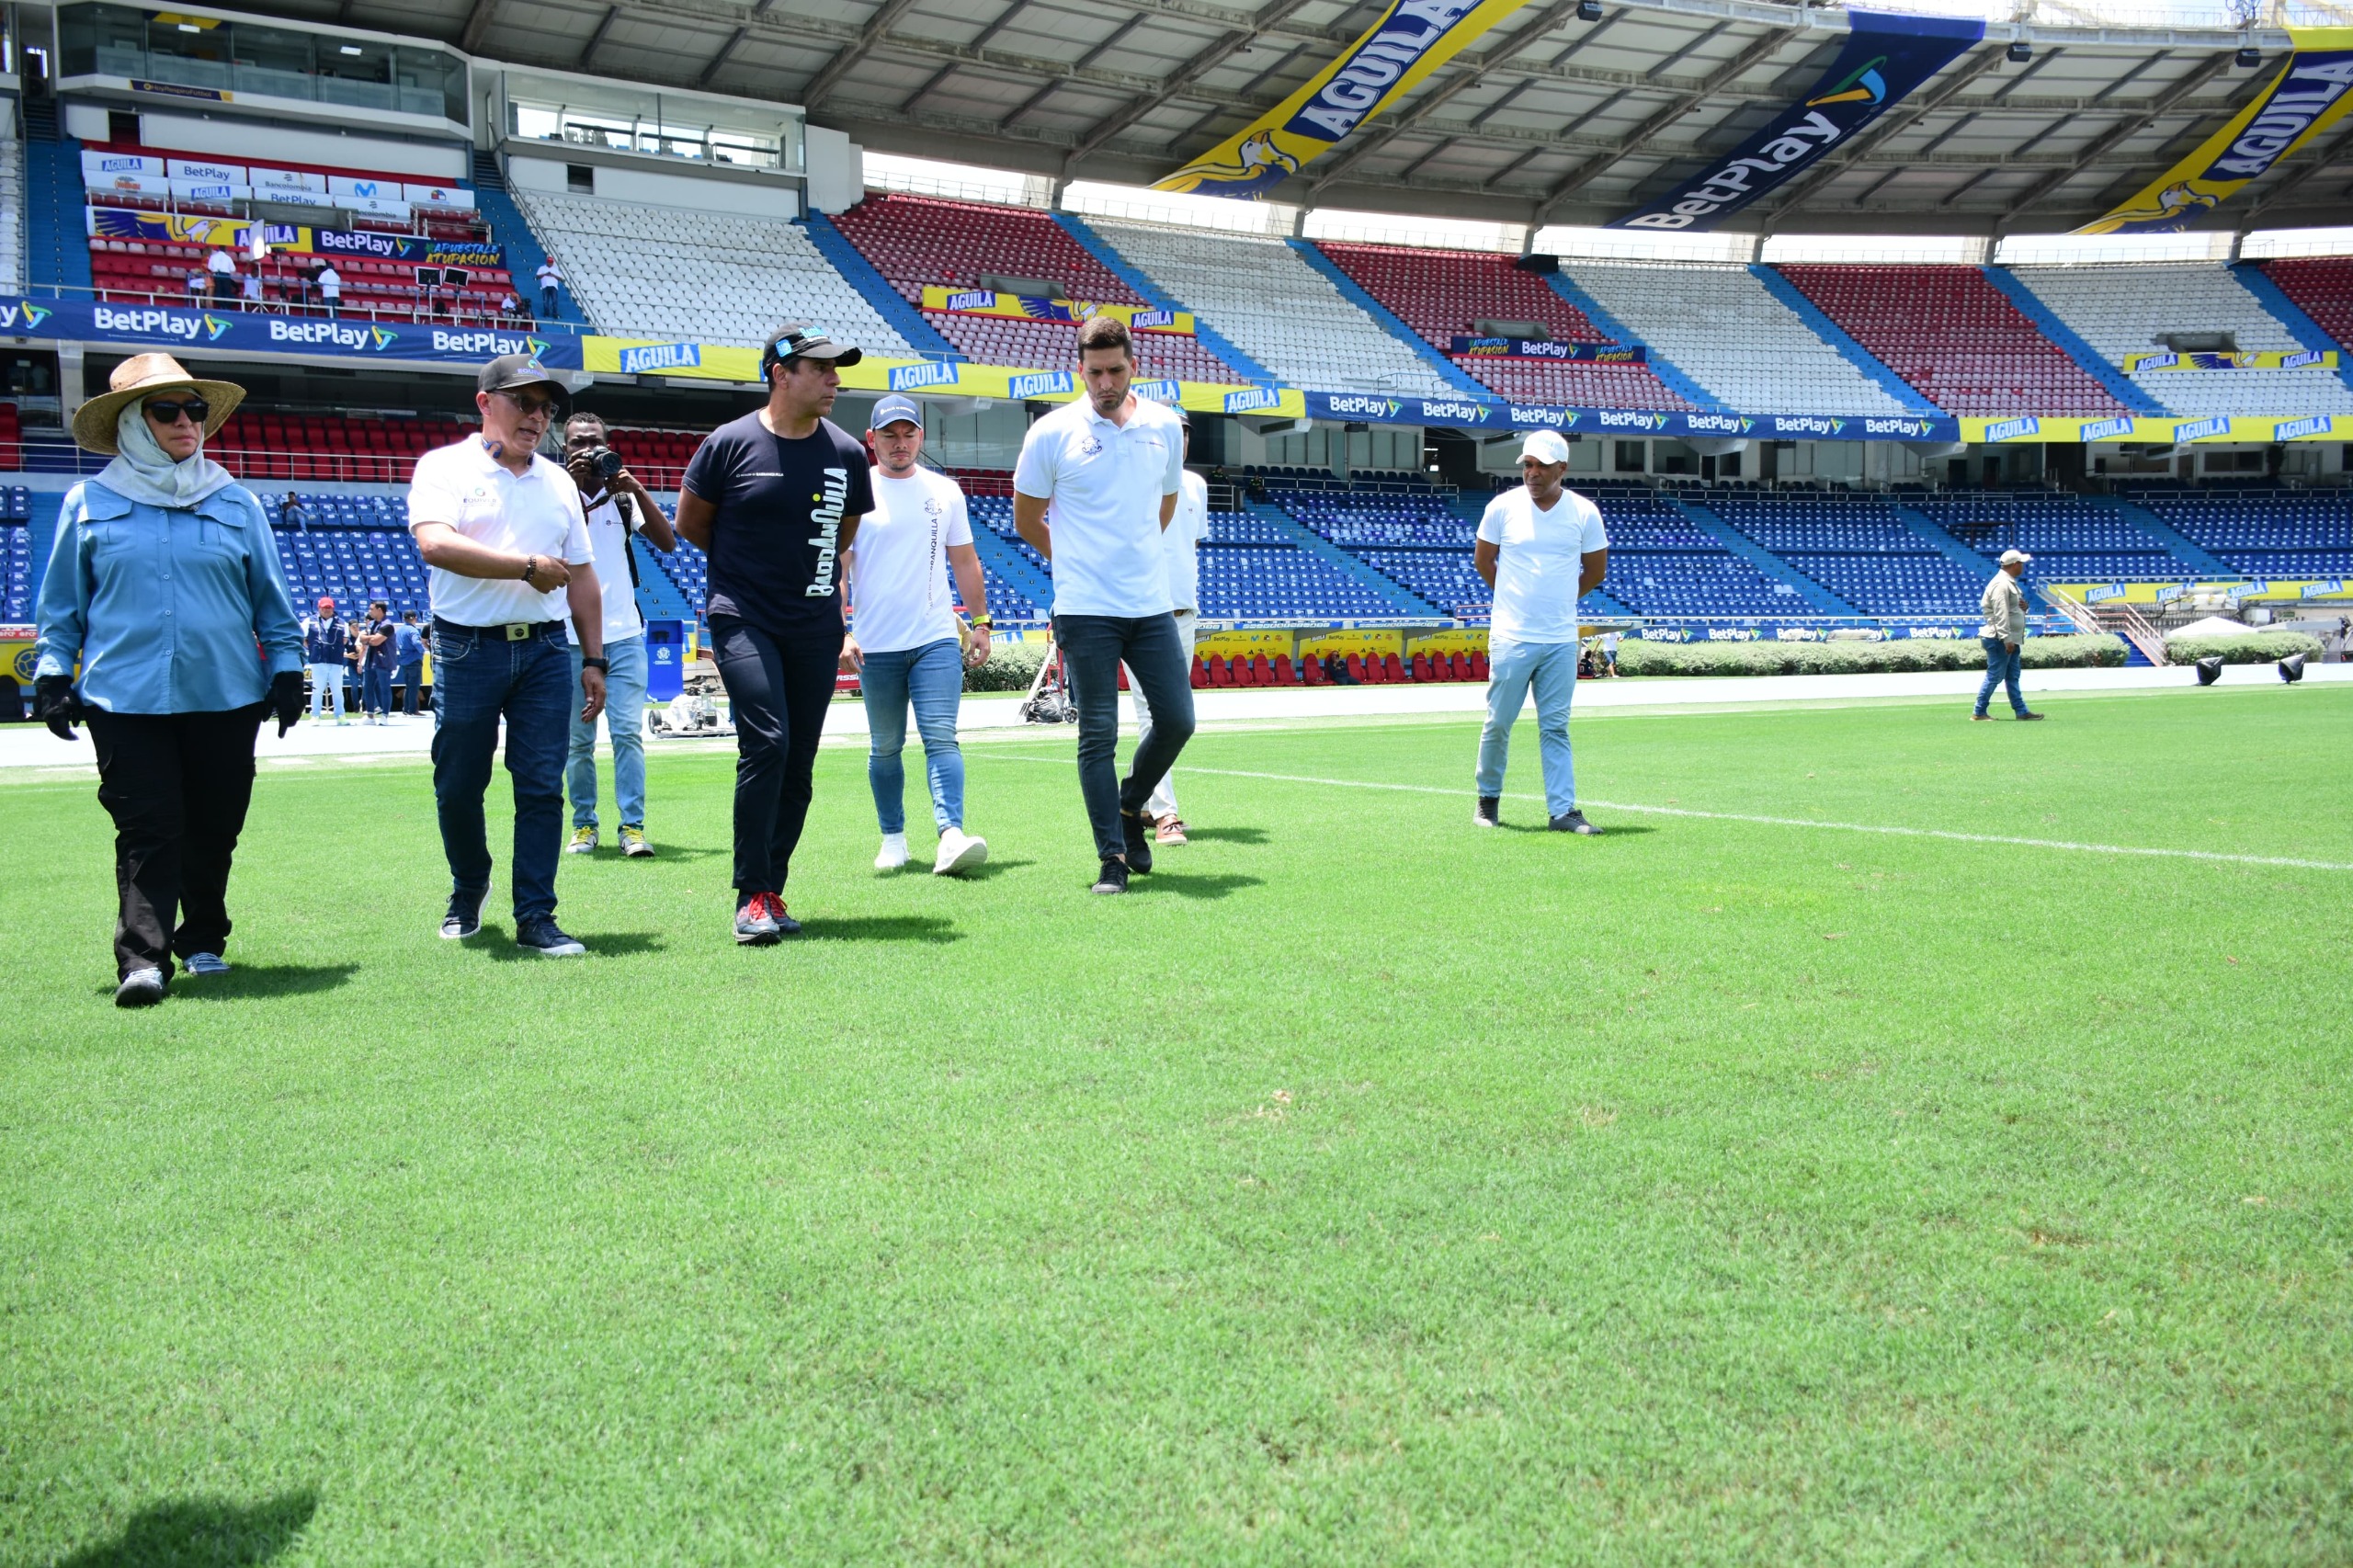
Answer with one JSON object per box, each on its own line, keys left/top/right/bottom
{"left": 1611, "top": 10, "right": 1984, "bottom": 230}
{"left": 916, "top": 286, "right": 1194, "bottom": 335}
{"left": 2078, "top": 28, "right": 2353, "bottom": 234}
{"left": 1153, "top": 0, "right": 1538, "bottom": 199}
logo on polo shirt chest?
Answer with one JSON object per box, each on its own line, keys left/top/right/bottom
{"left": 1077, "top": 436, "right": 1104, "bottom": 458}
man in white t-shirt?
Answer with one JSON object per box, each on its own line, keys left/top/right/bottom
{"left": 536, "top": 256, "right": 563, "bottom": 320}
{"left": 1472, "top": 429, "right": 1608, "bottom": 835}
{"left": 314, "top": 263, "right": 341, "bottom": 319}
{"left": 559, "top": 412, "right": 678, "bottom": 859}
{"left": 1012, "top": 315, "right": 1191, "bottom": 895}
{"left": 407, "top": 354, "right": 606, "bottom": 956}
{"left": 844, "top": 395, "right": 993, "bottom": 877}
{"left": 1126, "top": 403, "right": 1205, "bottom": 846}
{"left": 205, "top": 246, "right": 236, "bottom": 305}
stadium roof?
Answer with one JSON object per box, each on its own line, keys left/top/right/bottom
{"left": 265, "top": 0, "right": 2352, "bottom": 234}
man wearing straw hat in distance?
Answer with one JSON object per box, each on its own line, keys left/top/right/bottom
{"left": 33, "top": 353, "right": 306, "bottom": 1007}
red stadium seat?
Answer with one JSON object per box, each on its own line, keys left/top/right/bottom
{"left": 1190, "top": 657, "right": 1210, "bottom": 689}
{"left": 1211, "top": 656, "right": 1234, "bottom": 687}
{"left": 1272, "top": 653, "right": 1296, "bottom": 685}
{"left": 1346, "top": 653, "right": 1368, "bottom": 683}
{"left": 1410, "top": 653, "right": 1434, "bottom": 682}
{"left": 1382, "top": 653, "right": 1406, "bottom": 683}
{"left": 1302, "top": 653, "right": 1324, "bottom": 685}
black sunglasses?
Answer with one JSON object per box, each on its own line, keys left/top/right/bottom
{"left": 495, "top": 389, "right": 563, "bottom": 417}
{"left": 143, "top": 398, "right": 210, "bottom": 426}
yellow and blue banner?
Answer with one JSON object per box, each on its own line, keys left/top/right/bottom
{"left": 2078, "top": 28, "right": 2353, "bottom": 234}
{"left": 2056, "top": 578, "right": 2350, "bottom": 604}
{"left": 1963, "top": 412, "right": 2350, "bottom": 443}
{"left": 1154, "top": 0, "right": 1539, "bottom": 199}
{"left": 916, "top": 286, "right": 1193, "bottom": 335}
{"left": 2121, "top": 348, "right": 2339, "bottom": 373}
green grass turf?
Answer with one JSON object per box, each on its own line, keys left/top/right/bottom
{"left": 4, "top": 687, "right": 2350, "bottom": 1565}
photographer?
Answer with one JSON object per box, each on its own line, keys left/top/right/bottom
{"left": 559, "top": 412, "right": 676, "bottom": 858}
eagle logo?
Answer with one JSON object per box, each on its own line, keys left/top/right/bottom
{"left": 1160, "top": 131, "right": 1302, "bottom": 194}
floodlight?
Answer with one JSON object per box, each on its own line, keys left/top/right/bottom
{"left": 2236, "top": 47, "right": 2262, "bottom": 67}
{"left": 1578, "top": 0, "right": 1603, "bottom": 19}
{"left": 2279, "top": 653, "right": 2305, "bottom": 683}
{"left": 2195, "top": 655, "right": 2223, "bottom": 686}
{"left": 2007, "top": 40, "right": 2032, "bottom": 62}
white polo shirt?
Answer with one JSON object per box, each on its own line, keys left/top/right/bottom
{"left": 1477, "top": 484, "right": 1609, "bottom": 645}
{"left": 1163, "top": 468, "right": 1206, "bottom": 613}
{"left": 1011, "top": 394, "right": 1184, "bottom": 618}
{"left": 407, "top": 437, "right": 594, "bottom": 629}
{"left": 563, "top": 488, "right": 647, "bottom": 646}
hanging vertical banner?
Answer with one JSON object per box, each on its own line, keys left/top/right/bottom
{"left": 2077, "top": 28, "right": 2353, "bottom": 234}
{"left": 1152, "top": 0, "right": 1538, "bottom": 199}
{"left": 1610, "top": 11, "right": 1985, "bottom": 230}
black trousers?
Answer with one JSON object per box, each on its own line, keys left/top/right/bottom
{"left": 85, "top": 704, "right": 266, "bottom": 979}
{"left": 710, "top": 615, "right": 844, "bottom": 896}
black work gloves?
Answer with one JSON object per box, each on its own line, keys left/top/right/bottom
{"left": 269, "top": 670, "right": 306, "bottom": 738}
{"left": 34, "top": 676, "right": 80, "bottom": 742}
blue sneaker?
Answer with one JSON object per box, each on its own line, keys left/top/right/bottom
{"left": 515, "top": 916, "right": 585, "bottom": 957}
{"left": 183, "top": 951, "right": 231, "bottom": 976}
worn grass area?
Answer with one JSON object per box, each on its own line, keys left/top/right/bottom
{"left": 4, "top": 687, "right": 2349, "bottom": 1565}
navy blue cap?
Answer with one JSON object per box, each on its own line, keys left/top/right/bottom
{"left": 869, "top": 394, "right": 923, "bottom": 431}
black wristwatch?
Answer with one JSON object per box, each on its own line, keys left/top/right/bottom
{"left": 581, "top": 655, "right": 610, "bottom": 673}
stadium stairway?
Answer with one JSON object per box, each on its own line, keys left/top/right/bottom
{"left": 1667, "top": 497, "right": 1859, "bottom": 615}
{"left": 1242, "top": 498, "right": 1446, "bottom": 618}
{"left": 472, "top": 153, "right": 585, "bottom": 328}
{"left": 1978, "top": 267, "right": 2166, "bottom": 415}
{"left": 965, "top": 527, "right": 1055, "bottom": 612}
{"left": 1282, "top": 240, "right": 1495, "bottom": 402}
{"left": 1891, "top": 503, "right": 2000, "bottom": 577}
{"left": 1055, "top": 213, "right": 1278, "bottom": 386}
{"left": 23, "top": 99, "right": 93, "bottom": 294}
{"left": 629, "top": 537, "right": 694, "bottom": 623}
{"left": 2105, "top": 497, "right": 2233, "bottom": 577}
{"left": 2229, "top": 262, "right": 2353, "bottom": 399}
{"left": 1745, "top": 264, "right": 1933, "bottom": 414}
{"left": 799, "top": 212, "right": 964, "bottom": 360}
{"left": 1540, "top": 273, "right": 1722, "bottom": 412}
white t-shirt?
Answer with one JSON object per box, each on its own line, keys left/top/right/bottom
{"left": 563, "top": 487, "right": 647, "bottom": 646}
{"left": 536, "top": 261, "right": 563, "bottom": 288}
{"left": 206, "top": 249, "right": 234, "bottom": 275}
{"left": 407, "top": 437, "right": 594, "bottom": 629}
{"left": 1476, "top": 485, "right": 1609, "bottom": 645}
{"left": 1163, "top": 469, "right": 1206, "bottom": 613}
{"left": 1011, "top": 395, "right": 1184, "bottom": 618}
{"left": 316, "top": 267, "right": 341, "bottom": 299}
{"left": 850, "top": 466, "right": 973, "bottom": 654}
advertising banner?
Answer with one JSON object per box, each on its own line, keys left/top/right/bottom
{"left": 1962, "top": 412, "right": 2349, "bottom": 443}
{"left": 1450, "top": 336, "right": 1647, "bottom": 362}
{"left": 2121, "top": 348, "right": 2339, "bottom": 372}
{"left": 81, "top": 151, "right": 165, "bottom": 182}
{"left": 1154, "top": 0, "right": 1540, "bottom": 198}
{"left": 1305, "top": 392, "right": 1964, "bottom": 442}
{"left": 917, "top": 286, "right": 1194, "bottom": 335}
{"left": 1611, "top": 10, "right": 1984, "bottom": 230}
{"left": 2053, "top": 578, "right": 2350, "bottom": 603}
{"left": 167, "top": 158, "right": 248, "bottom": 184}
{"left": 0, "top": 293, "right": 577, "bottom": 369}
{"left": 2079, "top": 28, "right": 2353, "bottom": 234}
{"left": 85, "top": 208, "right": 502, "bottom": 268}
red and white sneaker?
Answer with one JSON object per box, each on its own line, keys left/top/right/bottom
{"left": 733, "top": 891, "right": 799, "bottom": 945}
{"left": 1155, "top": 814, "right": 1188, "bottom": 846}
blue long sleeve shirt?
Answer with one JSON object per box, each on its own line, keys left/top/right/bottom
{"left": 34, "top": 478, "right": 305, "bottom": 714}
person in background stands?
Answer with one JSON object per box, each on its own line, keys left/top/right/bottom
{"left": 1974, "top": 549, "right": 2045, "bottom": 722}
{"left": 239, "top": 270, "right": 262, "bottom": 312}
{"left": 536, "top": 256, "right": 563, "bottom": 321}
{"left": 844, "top": 393, "right": 992, "bottom": 877}
{"left": 1472, "top": 429, "right": 1608, "bottom": 835}
{"left": 676, "top": 323, "right": 870, "bottom": 944}
{"left": 356, "top": 599, "right": 395, "bottom": 725}
{"left": 281, "top": 492, "right": 310, "bottom": 532}
{"left": 407, "top": 354, "right": 606, "bottom": 957}
{"left": 499, "top": 289, "right": 523, "bottom": 326}
{"left": 559, "top": 411, "right": 676, "bottom": 859}
{"left": 184, "top": 268, "right": 206, "bottom": 304}
{"left": 32, "top": 354, "right": 305, "bottom": 1007}
{"left": 302, "top": 595, "right": 349, "bottom": 724}
{"left": 1011, "top": 313, "right": 1193, "bottom": 895}
{"left": 206, "top": 247, "right": 236, "bottom": 305}
{"left": 314, "top": 262, "right": 341, "bottom": 320}
{"left": 394, "top": 610, "right": 426, "bottom": 716}
{"left": 1126, "top": 403, "right": 1206, "bottom": 848}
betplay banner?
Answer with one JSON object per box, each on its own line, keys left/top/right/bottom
{"left": 916, "top": 286, "right": 1194, "bottom": 335}
{"left": 86, "top": 207, "right": 504, "bottom": 269}
{"left": 2079, "top": 28, "right": 2353, "bottom": 234}
{"left": 0, "top": 294, "right": 576, "bottom": 368}
{"left": 1450, "top": 337, "right": 1647, "bottom": 362}
{"left": 1154, "top": 0, "right": 1538, "bottom": 199}
{"left": 1612, "top": 10, "right": 1984, "bottom": 230}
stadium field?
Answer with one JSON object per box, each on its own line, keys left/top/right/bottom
{"left": 6, "top": 686, "right": 2350, "bottom": 1564}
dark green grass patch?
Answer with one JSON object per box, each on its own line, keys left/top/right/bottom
{"left": 4, "top": 688, "right": 2349, "bottom": 1564}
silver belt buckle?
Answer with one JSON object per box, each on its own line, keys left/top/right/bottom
{"left": 504, "top": 622, "right": 531, "bottom": 642}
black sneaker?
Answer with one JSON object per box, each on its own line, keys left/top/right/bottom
{"left": 1549, "top": 809, "right": 1602, "bottom": 835}
{"left": 440, "top": 880, "right": 489, "bottom": 940}
{"left": 515, "top": 916, "right": 585, "bottom": 957}
{"left": 1120, "top": 810, "right": 1154, "bottom": 874}
{"left": 1472, "top": 796, "right": 1501, "bottom": 827}
{"left": 1092, "top": 857, "right": 1130, "bottom": 895}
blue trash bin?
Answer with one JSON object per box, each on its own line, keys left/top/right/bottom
{"left": 644, "top": 619, "right": 685, "bottom": 703}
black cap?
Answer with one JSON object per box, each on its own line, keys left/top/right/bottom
{"left": 478, "top": 353, "right": 566, "bottom": 398}
{"left": 763, "top": 321, "right": 863, "bottom": 372}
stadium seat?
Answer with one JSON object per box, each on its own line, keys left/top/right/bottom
{"left": 1191, "top": 657, "right": 1210, "bottom": 689}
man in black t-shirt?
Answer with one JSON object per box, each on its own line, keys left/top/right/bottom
{"left": 676, "top": 321, "right": 874, "bottom": 944}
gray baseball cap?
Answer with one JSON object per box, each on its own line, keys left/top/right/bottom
{"left": 868, "top": 394, "right": 923, "bottom": 431}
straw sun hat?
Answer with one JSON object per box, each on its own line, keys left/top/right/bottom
{"left": 72, "top": 352, "right": 244, "bottom": 455}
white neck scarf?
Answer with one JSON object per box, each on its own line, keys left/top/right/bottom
{"left": 97, "top": 402, "right": 237, "bottom": 509}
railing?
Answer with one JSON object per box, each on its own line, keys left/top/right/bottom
{"left": 2045, "top": 590, "right": 2170, "bottom": 665}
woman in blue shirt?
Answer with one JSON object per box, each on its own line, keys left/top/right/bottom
{"left": 33, "top": 354, "right": 305, "bottom": 1008}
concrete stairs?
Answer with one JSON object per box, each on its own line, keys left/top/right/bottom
{"left": 1244, "top": 497, "right": 1446, "bottom": 618}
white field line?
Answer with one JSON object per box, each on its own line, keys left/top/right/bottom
{"left": 992, "top": 755, "right": 2353, "bottom": 874}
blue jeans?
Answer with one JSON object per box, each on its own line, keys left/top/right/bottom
{"left": 1055, "top": 612, "right": 1196, "bottom": 861}
{"left": 1976, "top": 637, "right": 2027, "bottom": 716}
{"left": 1476, "top": 638, "right": 1579, "bottom": 817}
{"left": 567, "top": 633, "right": 648, "bottom": 830}
{"left": 360, "top": 664, "right": 392, "bottom": 715}
{"left": 398, "top": 661, "right": 424, "bottom": 714}
{"left": 861, "top": 636, "right": 966, "bottom": 835}
{"left": 430, "top": 620, "right": 573, "bottom": 923}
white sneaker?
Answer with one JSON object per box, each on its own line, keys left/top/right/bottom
{"left": 874, "top": 832, "right": 909, "bottom": 871}
{"left": 933, "top": 827, "right": 989, "bottom": 876}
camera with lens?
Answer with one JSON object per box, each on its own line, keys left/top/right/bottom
{"left": 577, "top": 444, "right": 626, "bottom": 482}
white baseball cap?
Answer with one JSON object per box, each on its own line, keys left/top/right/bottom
{"left": 1519, "top": 429, "right": 1572, "bottom": 465}
{"left": 1999, "top": 548, "right": 2033, "bottom": 565}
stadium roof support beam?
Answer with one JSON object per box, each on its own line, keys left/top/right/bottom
{"left": 697, "top": 25, "right": 748, "bottom": 88}
{"left": 1536, "top": 25, "right": 1799, "bottom": 217}
{"left": 576, "top": 4, "right": 620, "bottom": 67}
{"left": 1062, "top": 0, "right": 1323, "bottom": 164}
{"left": 2000, "top": 50, "right": 2232, "bottom": 221}
{"left": 459, "top": 0, "right": 498, "bottom": 54}
{"left": 801, "top": 0, "right": 927, "bottom": 112}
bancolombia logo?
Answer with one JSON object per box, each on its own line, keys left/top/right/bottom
{"left": 1612, "top": 12, "right": 1983, "bottom": 231}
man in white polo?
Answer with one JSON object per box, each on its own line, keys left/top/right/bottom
{"left": 1472, "top": 429, "right": 1608, "bottom": 835}
{"left": 1013, "top": 314, "right": 1192, "bottom": 894}
{"left": 1127, "top": 403, "right": 1207, "bottom": 846}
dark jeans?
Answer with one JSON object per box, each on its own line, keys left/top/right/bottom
{"left": 397, "top": 661, "right": 424, "bottom": 714}
{"left": 85, "top": 704, "right": 265, "bottom": 979}
{"left": 710, "top": 615, "right": 843, "bottom": 896}
{"left": 1055, "top": 611, "right": 1197, "bottom": 860}
{"left": 430, "top": 619, "right": 572, "bottom": 923}
{"left": 1975, "top": 637, "right": 2027, "bottom": 716}
{"left": 360, "top": 664, "right": 392, "bottom": 715}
